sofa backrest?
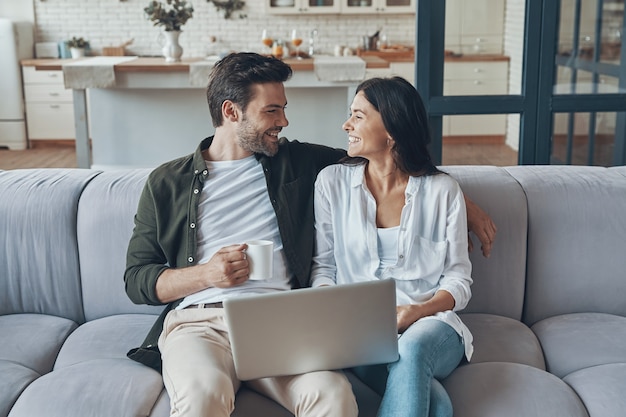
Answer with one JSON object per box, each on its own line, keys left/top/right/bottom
{"left": 444, "top": 166, "right": 528, "bottom": 320}
{"left": 506, "top": 166, "right": 626, "bottom": 326}
{"left": 78, "top": 166, "right": 530, "bottom": 322}
{"left": 611, "top": 165, "right": 626, "bottom": 179}
{"left": 0, "top": 169, "right": 99, "bottom": 323}
{"left": 77, "top": 169, "right": 164, "bottom": 321}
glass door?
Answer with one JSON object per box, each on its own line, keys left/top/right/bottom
{"left": 418, "top": 0, "right": 626, "bottom": 166}
{"left": 551, "top": 0, "right": 626, "bottom": 165}
{"left": 438, "top": 0, "right": 525, "bottom": 166}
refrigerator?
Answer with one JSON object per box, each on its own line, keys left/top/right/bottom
{"left": 0, "top": 18, "right": 33, "bottom": 150}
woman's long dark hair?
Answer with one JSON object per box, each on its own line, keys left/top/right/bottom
{"left": 342, "top": 76, "right": 442, "bottom": 177}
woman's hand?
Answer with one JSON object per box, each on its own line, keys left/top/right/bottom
{"left": 396, "top": 304, "right": 426, "bottom": 333}
{"left": 397, "top": 291, "right": 456, "bottom": 333}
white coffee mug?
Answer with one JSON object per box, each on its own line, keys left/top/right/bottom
{"left": 245, "top": 240, "right": 273, "bottom": 280}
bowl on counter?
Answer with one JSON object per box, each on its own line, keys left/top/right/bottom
{"left": 273, "top": 0, "right": 295, "bottom": 6}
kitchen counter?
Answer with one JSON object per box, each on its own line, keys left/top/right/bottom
{"left": 21, "top": 53, "right": 507, "bottom": 69}
{"left": 21, "top": 55, "right": 389, "bottom": 72}
{"left": 22, "top": 56, "right": 388, "bottom": 169}
{"left": 357, "top": 49, "right": 511, "bottom": 63}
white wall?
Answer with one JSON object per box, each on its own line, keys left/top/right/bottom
{"left": 0, "top": 0, "right": 34, "bottom": 21}
{"left": 31, "top": 0, "right": 416, "bottom": 57}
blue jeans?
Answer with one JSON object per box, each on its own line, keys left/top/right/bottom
{"left": 352, "top": 319, "right": 464, "bottom": 417}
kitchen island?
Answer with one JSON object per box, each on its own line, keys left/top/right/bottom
{"left": 22, "top": 56, "right": 389, "bottom": 169}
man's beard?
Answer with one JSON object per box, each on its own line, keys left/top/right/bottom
{"left": 236, "top": 116, "right": 279, "bottom": 157}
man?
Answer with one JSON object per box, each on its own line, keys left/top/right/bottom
{"left": 125, "top": 52, "right": 496, "bottom": 416}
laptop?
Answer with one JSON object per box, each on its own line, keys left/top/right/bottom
{"left": 223, "top": 279, "right": 399, "bottom": 380}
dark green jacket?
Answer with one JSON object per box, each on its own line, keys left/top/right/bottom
{"left": 125, "top": 136, "right": 345, "bottom": 372}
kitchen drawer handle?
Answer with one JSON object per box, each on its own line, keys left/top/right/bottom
{"left": 49, "top": 93, "right": 60, "bottom": 97}
{"left": 50, "top": 104, "right": 61, "bottom": 109}
{"left": 48, "top": 73, "right": 59, "bottom": 78}
{"left": 473, "top": 68, "right": 483, "bottom": 73}
{"left": 473, "top": 80, "right": 483, "bottom": 85}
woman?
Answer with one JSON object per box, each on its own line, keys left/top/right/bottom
{"left": 310, "top": 77, "right": 473, "bottom": 417}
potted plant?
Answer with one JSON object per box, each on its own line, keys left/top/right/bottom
{"left": 144, "top": 0, "right": 194, "bottom": 62}
{"left": 67, "top": 36, "right": 88, "bottom": 58}
{"left": 208, "top": 0, "right": 246, "bottom": 19}
{"left": 144, "top": 0, "right": 194, "bottom": 32}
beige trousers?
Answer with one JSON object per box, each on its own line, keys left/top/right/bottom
{"left": 158, "top": 308, "right": 358, "bottom": 417}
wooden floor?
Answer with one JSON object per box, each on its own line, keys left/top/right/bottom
{"left": 0, "top": 142, "right": 519, "bottom": 170}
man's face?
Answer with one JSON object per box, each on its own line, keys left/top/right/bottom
{"left": 236, "top": 83, "right": 289, "bottom": 157}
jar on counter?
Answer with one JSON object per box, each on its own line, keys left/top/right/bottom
{"left": 272, "top": 39, "right": 285, "bottom": 59}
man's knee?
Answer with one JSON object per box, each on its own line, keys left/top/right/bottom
{"left": 167, "top": 371, "right": 236, "bottom": 417}
{"left": 295, "top": 372, "right": 358, "bottom": 417}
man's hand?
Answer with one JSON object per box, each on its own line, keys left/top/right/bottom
{"left": 155, "top": 244, "right": 250, "bottom": 303}
{"left": 201, "top": 244, "right": 250, "bottom": 288}
{"left": 465, "top": 196, "right": 497, "bottom": 258}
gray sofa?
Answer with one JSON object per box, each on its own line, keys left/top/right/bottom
{"left": 2, "top": 165, "right": 626, "bottom": 417}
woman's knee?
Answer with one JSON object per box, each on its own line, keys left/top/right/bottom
{"left": 429, "top": 379, "right": 453, "bottom": 417}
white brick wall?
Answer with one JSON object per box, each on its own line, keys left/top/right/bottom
{"left": 33, "top": 0, "right": 416, "bottom": 57}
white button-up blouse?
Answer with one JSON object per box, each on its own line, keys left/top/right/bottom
{"left": 311, "top": 163, "right": 474, "bottom": 359}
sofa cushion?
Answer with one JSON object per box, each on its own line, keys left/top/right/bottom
{"left": 0, "top": 362, "right": 39, "bottom": 417}
{"left": 6, "top": 313, "right": 165, "bottom": 416}
{"left": 460, "top": 313, "right": 545, "bottom": 369}
{"left": 49, "top": 313, "right": 323, "bottom": 417}
{"left": 531, "top": 312, "right": 626, "bottom": 378}
{"left": 76, "top": 169, "right": 163, "bottom": 321}
{"left": 443, "top": 362, "right": 588, "bottom": 417}
{"left": 444, "top": 166, "right": 528, "bottom": 320}
{"left": 563, "top": 363, "right": 626, "bottom": 417}
{"left": 505, "top": 166, "right": 626, "bottom": 326}
{"left": 0, "top": 169, "right": 99, "bottom": 322}
{"left": 8, "top": 358, "right": 164, "bottom": 417}
{"left": 53, "top": 314, "right": 158, "bottom": 369}
{"left": 0, "top": 314, "right": 77, "bottom": 374}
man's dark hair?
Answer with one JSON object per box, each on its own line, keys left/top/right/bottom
{"left": 206, "top": 52, "right": 293, "bottom": 127}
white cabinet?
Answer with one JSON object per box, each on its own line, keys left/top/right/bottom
{"left": 443, "top": 60, "right": 509, "bottom": 136}
{"left": 340, "top": 0, "right": 415, "bottom": 14}
{"left": 266, "top": 0, "right": 340, "bottom": 15}
{"left": 363, "top": 61, "right": 414, "bottom": 84}
{"left": 22, "top": 66, "right": 75, "bottom": 141}
{"left": 388, "top": 61, "right": 415, "bottom": 82}
{"left": 266, "top": 0, "right": 414, "bottom": 14}
{"left": 445, "top": 0, "right": 504, "bottom": 55}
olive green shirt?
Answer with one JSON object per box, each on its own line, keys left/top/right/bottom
{"left": 125, "top": 136, "right": 345, "bottom": 372}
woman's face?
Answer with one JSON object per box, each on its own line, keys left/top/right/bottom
{"left": 343, "top": 91, "right": 391, "bottom": 159}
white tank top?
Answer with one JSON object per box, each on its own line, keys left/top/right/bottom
{"left": 377, "top": 226, "right": 399, "bottom": 272}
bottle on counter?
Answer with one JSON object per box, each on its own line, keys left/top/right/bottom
{"left": 272, "top": 39, "right": 285, "bottom": 59}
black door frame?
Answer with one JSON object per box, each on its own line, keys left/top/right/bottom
{"left": 415, "top": 0, "right": 626, "bottom": 166}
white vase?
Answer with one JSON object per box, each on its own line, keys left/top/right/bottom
{"left": 161, "top": 30, "right": 183, "bottom": 63}
{"left": 70, "top": 47, "right": 85, "bottom": 58}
